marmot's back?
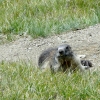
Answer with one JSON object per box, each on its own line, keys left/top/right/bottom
{"left": 38, "top": 47, "right": 57, "bottom": 67}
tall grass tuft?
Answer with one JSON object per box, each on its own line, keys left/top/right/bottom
{"left": 0, "top": 0, "right": 100, "bottom": 37}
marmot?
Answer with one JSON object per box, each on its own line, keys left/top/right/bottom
{"left": 38, "top": 44, "right": 93, "bottom": 73}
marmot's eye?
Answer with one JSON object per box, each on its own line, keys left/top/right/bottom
{"left": 66, "top": 46, "right": 69, "bottom": 49}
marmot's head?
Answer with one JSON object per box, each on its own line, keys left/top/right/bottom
{"left": 56, "top": 44, "right": 73, "bottom": 60}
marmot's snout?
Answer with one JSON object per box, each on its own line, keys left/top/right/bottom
{"left": 58, "top": 49, "right": 65, "bottom": 55}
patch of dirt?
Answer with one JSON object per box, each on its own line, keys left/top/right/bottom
{"left": 0, "top": 24, "right": 100, "bottom": 70}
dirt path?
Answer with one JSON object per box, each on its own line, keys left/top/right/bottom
{"left": 0, "top": 24, "right": 100, "bottom": 69}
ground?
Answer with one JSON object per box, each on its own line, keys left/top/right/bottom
{"left": 0, "top": 24, "right": 100, "bottom": 70}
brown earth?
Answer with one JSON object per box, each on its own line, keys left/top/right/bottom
{"left": 0, "top": 24, "right": 100, "bottom": 70}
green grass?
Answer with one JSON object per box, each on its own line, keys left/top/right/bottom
{"left": 0, "top": 1, "right": 100, "bottom": 99}
{"left": 0, "top": 0, "right": 100, "bottom": 38}
{"left": 0, "top": 61, "right": 100, "bottom": 100}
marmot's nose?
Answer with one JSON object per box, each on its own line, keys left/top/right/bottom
{"left": 59, "top": 50, "right": 64, "bottom": 55}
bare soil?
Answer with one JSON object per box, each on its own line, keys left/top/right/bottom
{"left": 0, "top": 24, "right": 100, "bottom": 70}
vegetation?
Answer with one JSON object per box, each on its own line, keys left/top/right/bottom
{"left": 0, "top": 61, "right": 100, "bottom": 100}
{"left": 0, "top": 0, "right": 100, "bottom": 37}
{"left": 0, "top": 1, "right": 100, "bottom": 99}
